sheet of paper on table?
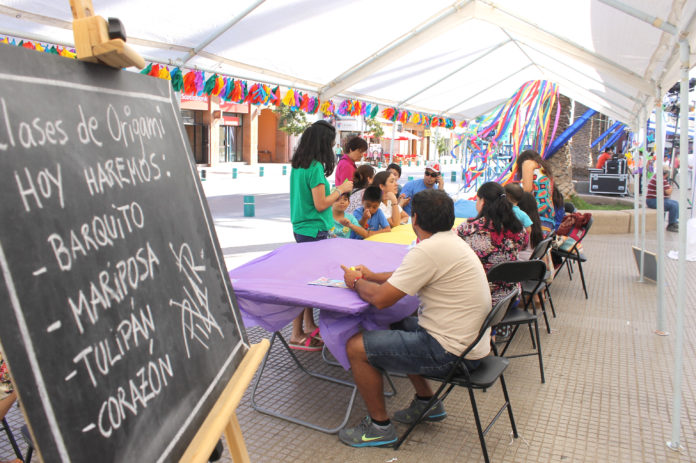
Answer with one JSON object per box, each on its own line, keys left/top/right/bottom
{"left": 308, "top": 277, "right": 348, "bottom": 288}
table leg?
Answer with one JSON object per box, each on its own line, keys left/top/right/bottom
{"left": 250, "top": 332, "right": 358, "bottom": 434}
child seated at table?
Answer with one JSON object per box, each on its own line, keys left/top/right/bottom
{"left": 351, "top": 186, "right": 391, "bottom": 239}
{"left": 330, "top": 192, "right": 368, "bottom": 239}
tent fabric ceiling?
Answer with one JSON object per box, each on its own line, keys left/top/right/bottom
{"left": 1, "top": 0, "right": 695, "bottom": 128}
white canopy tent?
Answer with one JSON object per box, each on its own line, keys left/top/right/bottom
{"left": 0, "top": 0, "right": 694, "bottom": 128}
{"left": 0, "top": 0, "right": 695, "bottom": 452}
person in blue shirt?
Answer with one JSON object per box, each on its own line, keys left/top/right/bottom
{"left": 400, "top": 161, "right": 444, "bottom": 215}
{"left": 351, "top": 186, "right": 391, "bottom": 239}
{"left": 503, "top": 183, "right": 533, "bottom": 229}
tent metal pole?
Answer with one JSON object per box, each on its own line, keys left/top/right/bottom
{"left": 597, "top": 0, "right": 678, "bottom": 35}
{"left": 639, "top": 114, "right": 647, "bottom": 281}
{"left": 633, "top": 170, "right": 639, "bottom": 246}
{"left": 666, "top": 38, "right": 689, "bottom": 453}
{"left": 389, "top": 114, "right": 397, "bottom": 163}
{"left": 654, "top": 87, "right": 667, "bottom": 335}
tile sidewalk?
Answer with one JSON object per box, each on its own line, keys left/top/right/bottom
{"left": 2, "top": 163, "right": 694, "bottom": 461}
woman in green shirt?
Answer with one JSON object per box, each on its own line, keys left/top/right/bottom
{"left": 289, "top": 120, "right": 353, "bottom": 349}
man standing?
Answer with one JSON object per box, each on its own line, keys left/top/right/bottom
{"left": 338, "top": 189, "right": 492, "bottom": 447}
{"left": 400, "top": 161, "right": 444, "bottom": 215}
{"left": 646, "top": 169, "right": 679, "bottom": 232}
{"left": 596, "top": 146, "right": 614, "bottom": 169}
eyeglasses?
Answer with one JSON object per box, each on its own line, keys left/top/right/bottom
{"left": 424, "top": 171, "right": 440, "bottom": 177}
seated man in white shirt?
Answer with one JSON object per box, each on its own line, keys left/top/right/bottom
{"left": 339, "top": 189, "right": 492, "bottom": 447}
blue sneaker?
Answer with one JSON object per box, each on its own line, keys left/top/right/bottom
{"left": 392, "top": 395, "right": 447, "bottom": 424}
{"left": 338, "top": 416, "right": 398, "bottom": 447}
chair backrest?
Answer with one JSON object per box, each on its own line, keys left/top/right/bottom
{"left": 529, "top": 236, "right": 553, "bottom": 261}
{"left": 487, "top": 260, "right": 547, "bottom": 284}
{"left": 568, "top": 216, "right": 593, "bottom": 244}
{"left": 459, "top": 289, "right": 519, "bottom": 360}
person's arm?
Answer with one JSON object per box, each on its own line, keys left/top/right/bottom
{"left": 399, "top": 209, "right": 409, "bottom": 225}
{"left": 352, "top": 264, "right": 393, "bottom": 283}
{"left": 341, "top": 266, "right": 405, "bottom": 309}
{"left": 384, "top": 193, "right": 401, "bottom": 227}
{"left": 345, "top": 220, "right": 369, "bottom": 238}
{"left": 521, "top": 160, "right": 535, "bottom": 192}
{"left": 366, "top": 225, "right": 391, "bottom": 237}
{"left": 366, "top": 211, "right": 391, "bottom": 236}
{"left": 311, "top": 180, "right": 352, "bottom": 212}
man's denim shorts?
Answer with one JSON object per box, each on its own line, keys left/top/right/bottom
{"left": 362, "top": 317, "right": 480, "bottom": 377}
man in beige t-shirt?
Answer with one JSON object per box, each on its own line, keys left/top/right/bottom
{"left": 338, "top": 189, "right": 492, "bottom": 448}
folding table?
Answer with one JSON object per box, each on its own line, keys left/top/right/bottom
{"left": 229, "top": 238, "right": 419, "bottom": 433}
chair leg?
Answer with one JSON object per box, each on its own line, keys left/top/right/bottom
{"left": 498, "top": 374, "right": 518, "bottom": 438}
{"left": 546, "top": 287, "right": 557, "bottom": 318}
{"left": 538, "top": 296, "right": 551, "bottom": 334}
{"left": 501, "top": 325, "right": 521, "bottom": 356}
{"left": 527, "top": 322, "right": 536, "bottom": 349}
{"left": 533, "top": 320, "right": 545, "bottom": 383}
{"left": 467, "top": 386, "right": 490, "bottom": 463}
{"left": 577, "top": 259, "right": 588, "bottom": 299}
{"left": 1, "top": 418, "right": 23, "bottom": 460}
{"left": 566, "top": 259, "right": 573, "bottom": 279}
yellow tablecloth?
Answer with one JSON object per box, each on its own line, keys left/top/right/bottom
{"left": 366, "top": 218, "right": 467, "bottom": 245}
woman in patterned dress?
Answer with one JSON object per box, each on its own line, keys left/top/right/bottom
{"left": 456, "top": 182, "right": 528, "bottom": 307}
{"left": 516, "top": 149, "right": 555, "bottom": 235}
{"left": 0, "top": 354, "right": 21, "bottom": 463}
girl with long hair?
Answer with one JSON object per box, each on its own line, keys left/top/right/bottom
{"left": 515, "top": 149, "right": 555, "bottom": 235}
{"left": 290, "top": 120, "right": 353, "bottom": 350}
{"left": 371, "top": 170, "right": 409, "bottom": 227}
{"left": 456, "top": 182, "right": 528, "bottom": 306}
{"left": 345, "top": 164, "right": 375, "bottom": 214}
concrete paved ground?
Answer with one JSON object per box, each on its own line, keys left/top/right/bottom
{"left": 2, "top": 163, "right": 694, "bottom": 462}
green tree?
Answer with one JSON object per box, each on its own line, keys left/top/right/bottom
{"left": 365, "top": 118, "right": 384, "bottom": 140}
{"left": 433, "top": 131, "right": 450, "bottom": 156}
{"left": 274, "top": 105, "right": 309, "bottom": 136}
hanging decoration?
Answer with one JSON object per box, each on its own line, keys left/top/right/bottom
{"left": 453, "top": 80, "right": 561, "bottom": 193}
{"left": 1, "top": 35, "right": 470, "bottom": 130}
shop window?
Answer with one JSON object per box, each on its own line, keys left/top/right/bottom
{"left": 219, "top": 125, "right": 243, "bottom": 163}
{"left": 182, "top": 110, "right": 208, "bottom": 164}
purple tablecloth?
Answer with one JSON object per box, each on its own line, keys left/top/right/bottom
{"left": 228, "top": 239, "right": 419, "bottom": 368}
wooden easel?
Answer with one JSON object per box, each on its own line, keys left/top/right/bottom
{"left": 180, "top": 340, "right": 269, "bottom": 463}
{"left": 69, "top": 0, "right": 145, "bottom": 69}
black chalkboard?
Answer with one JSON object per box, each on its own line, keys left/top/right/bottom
{"left": 0, "top": 44, "right": 248, "bottom": 462}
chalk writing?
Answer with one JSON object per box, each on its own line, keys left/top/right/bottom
{"left": 0, "top": 97, "right": 69, "bottom": 151}
{"left": 169, "top": 242, "right": 223, "bottom": 358}
{"left": 47, "top": 201, "right": 145, "bottom": 271}
{"left": 83, "top": 153, "right": 162, "bottom": 196}
{"left": 72, "top": 299, "right": 155, "bottom": 387}
{"left": 14, "top": 163, "right": 64, "bottom": 212}
{"left": 93, "top": 354, "right": 173, "bottom": 438}
{"left": 68, "top": 242, "right": 159, "bottom": 334}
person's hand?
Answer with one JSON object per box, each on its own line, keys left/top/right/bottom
{"left": 398, "top": 194, "right": 411, "bottom": 208}
{"left": 437, "top": 174, "right": 444, "bottom": 189}
{"left": 385, "top": 191, "right": 398, "bottom": 204}
{"left": 338, "top": 180, "right": 353, "bottom": 194}
{"left": 363, "top": 209, "right": 372, "bottom": 220}
{"left": 353, "top": 264, "right": 374, "bottom": 280}
{"left": 340, "top": 265, "right": 363, "bottom": 289}
{"left": 338, "top": 217, "right": 351, "bottom": 226}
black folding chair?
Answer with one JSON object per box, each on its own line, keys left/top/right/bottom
{"left": 487, "top": 260, "right": 547, "bottom": 383}
{"left": 552, "top": 216, "right": 593, "bottom": 299}
{"left": 522, "top": 236, "right": 557, "bottom": 327}
{"left": 394, "top": 290, "right": 519, "bottom": 463}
